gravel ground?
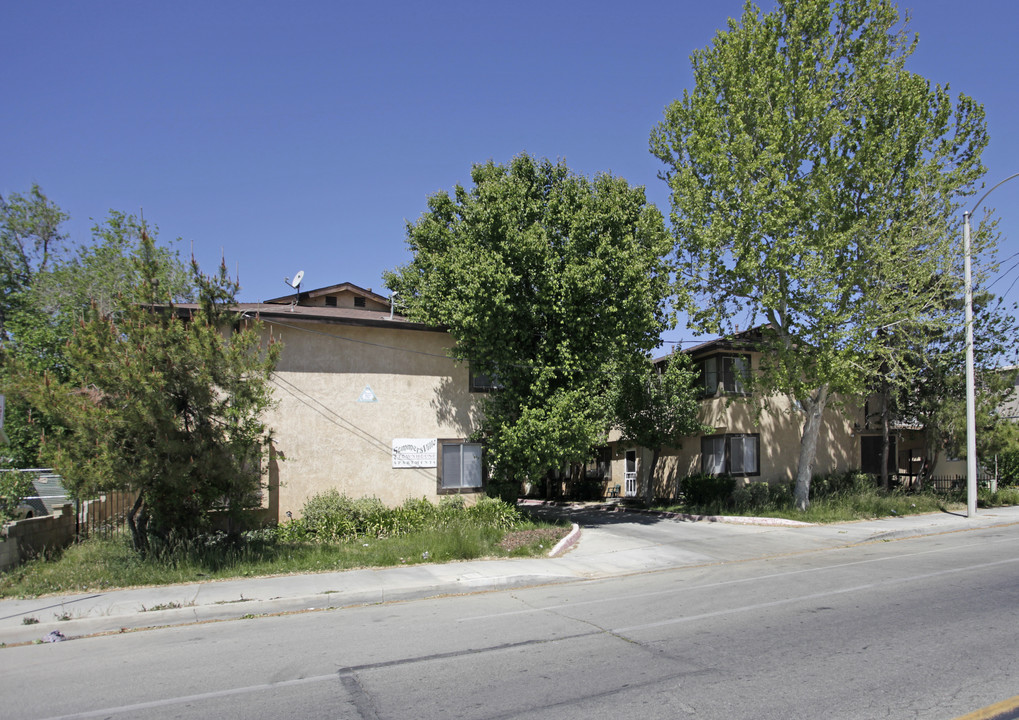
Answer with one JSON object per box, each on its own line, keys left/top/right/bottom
{"left": 498, "top": 527, "right": 570, "bottom": 552}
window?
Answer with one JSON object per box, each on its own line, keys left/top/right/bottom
{"left": 584, "top": 446, "right": 612, "bottom": 480}
{"left": 439, "top": 442, "right": 484, "bottom": 491}
{"left": 353, "top": 297, "right": 366, "bottom": 308}
{"left": 701, "top": 434, "right": 760, "bottom": 476}
{"left": 469, "top": 367, "right": 502, "bottom": 392}
{"left": 697, "top": 354, "right": 749, "bottom": 396}
{"left": 324, "top": 296, "right": 337, "bottom": 307}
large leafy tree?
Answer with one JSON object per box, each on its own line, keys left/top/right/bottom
{"left": 8, "top": 229, "right": 280, "bottom": 552}
{"left": 0, "top": 185, "right": 69, "bottom": 342}
{"left": 650, "top": 0, "right": 990, "bottom": 509}
{"left": 614, "top": 351, "right": 708, "bottom": 505}
{"left": 1, "top": 196, "right": 194, "bottom": 466}
{"left": 385, "top": 154, "right": 673, "bottom": 496}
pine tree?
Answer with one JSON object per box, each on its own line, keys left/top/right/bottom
{"left": 10, "top": 229, "right": 280, "bottom": 552}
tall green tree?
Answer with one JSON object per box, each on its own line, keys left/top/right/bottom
{"left": 613, "top": 351, "right": 708, "bottom": 505}
{"left": 650, "top": 0, "right": 990, "bottom": 509}
{"left": 890, "top": 288, "right": 1019, "bottom": 480}
{"left": 385, "top": 154, "right": 673, "bottom": 496}
{"left": 0, "top": 185, "right": 69, "bottom": 342}
{"left": 8, "top": 229, "right": 279, "bottom": 552}
{"left": 1, "top": 202, "right": 194, "bottom": 467}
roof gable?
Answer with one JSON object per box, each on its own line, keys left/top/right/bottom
{"left": 263, "top": 282, "right": 391, "bottom": 312}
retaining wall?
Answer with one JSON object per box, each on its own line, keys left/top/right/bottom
{"left": 0, "top": 504, "right": 76, "bottom": 572}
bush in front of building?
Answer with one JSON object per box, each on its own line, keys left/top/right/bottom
{"left": 997, "top": 450, "right": 1019, "bottom": 485}
{"left": 680, "top": 473, "right": 736, "bottom": 510}
{"left": 274, "top": 493, "right": 528, "bottom": 543}
{"left": 809, "top": 471, "right": 875, "bottom": 499}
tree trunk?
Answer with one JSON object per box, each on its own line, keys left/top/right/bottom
{"left": 127, "top": 493, "right": 149, "bottom": 554}
{"left": 793, "top": 384, "right": 830, "bottom": 511}
{"left": 645, "top": 449, "right": 660, "bottom": 508}
{"left": 919, "top": 431, "right": 938, "bottom": 491}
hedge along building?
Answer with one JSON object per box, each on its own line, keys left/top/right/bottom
{"left": 189, "top": 282, "right": 487, "bottom": 520}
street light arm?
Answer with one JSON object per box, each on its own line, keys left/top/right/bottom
{"left": 967, "top": 172, "right": 1019, "bottom": 217}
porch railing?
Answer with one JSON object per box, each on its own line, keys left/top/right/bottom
{"left": 624, "top": 471, "right": 638, "bottom": 497}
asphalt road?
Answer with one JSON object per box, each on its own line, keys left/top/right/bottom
{"left": 3, "top": 521, "right": 1018, "bottom": 719}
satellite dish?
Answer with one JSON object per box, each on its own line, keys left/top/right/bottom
{"left": 284, "top": 271, "right": 305, "bottom": 312}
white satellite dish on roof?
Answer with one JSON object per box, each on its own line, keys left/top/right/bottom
{"left": 283, "top": 271, "right": 305, "bottom": 312}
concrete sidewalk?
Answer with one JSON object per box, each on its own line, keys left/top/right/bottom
{"left": 3, "top": 503, "right": 1018, "bottom": 646}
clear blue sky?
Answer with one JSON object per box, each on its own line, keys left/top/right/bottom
{"left": 4, "top": 1, "right": 1018, "bottom": 349}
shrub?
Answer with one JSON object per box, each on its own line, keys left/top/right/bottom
{"left": 980, "top": 485, "right": 1019, "bottom": 507}
{"left": 681, "top": 473, "right": 735, "bottom": 508}
{"left": 274, "top": 492, "right": 526, "bottom": 543}
{"left": 0, "top": 470, "right": 33, "bottom": 523}
{"left": 464, "top": 496, "right": 524, "bottom": 530}
{"left": 810, "top": 471, "right": 874, "bottom": 499}
{"left": 768, "top": 481, "right": 794, "bottom": 509}
{"left": 730, "top": 481, "right": 775, "bottom": 513}
{"left": 998, "top": 450, "right": 1019, "bottom": 484}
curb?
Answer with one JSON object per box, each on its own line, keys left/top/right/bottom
{"left": 1, "top": 565, "right": 585, "bottom": 646}
{"left": 548, "top": 523, "right": 581, "bottom": 557}
{"left": 521, "top": 499, "right": 813, "bottom": 527}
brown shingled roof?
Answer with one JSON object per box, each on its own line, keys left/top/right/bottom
{"left": 171, "top": 301, "right": 440, "bottom": 332}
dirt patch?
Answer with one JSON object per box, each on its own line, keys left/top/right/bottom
{"left": 498, "top": 527, "right": 570, "bottom": 552}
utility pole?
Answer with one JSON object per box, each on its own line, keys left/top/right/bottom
{"left": 962, "top": 172, "right": 1019, "bottom": 517}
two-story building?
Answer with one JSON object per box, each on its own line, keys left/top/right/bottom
{"left": 606, "top": 329, "right": 862, "bottom": 499}
{"left": 203, "top": 283, "right": 488, "bottom": 520}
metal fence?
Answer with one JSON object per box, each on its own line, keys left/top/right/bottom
{"left": 76, "top": 490, "right": 136, "bottom": 539}
{"left": 3, "top": 468, "right": 136, "bottom": 540}
{"left": 891, "top": 474, "right": 994, "bottom": 493}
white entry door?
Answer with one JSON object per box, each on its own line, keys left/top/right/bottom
{"left": 624, "top": 450, "right": 638, "bottom": 497}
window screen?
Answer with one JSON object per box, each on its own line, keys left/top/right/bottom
{"left": 441, "top": 443, "right": 483, "bottom": 489}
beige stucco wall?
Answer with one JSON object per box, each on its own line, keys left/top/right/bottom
{"left": 608, "top": 352, "right": 862, "bottom": 498}
{"left": 261, "top": 319, "right": 482, "bottom": 518}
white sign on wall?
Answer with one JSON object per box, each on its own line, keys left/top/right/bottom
{"left": 392, "top": 438, "right": 438, "bottom": 468}
{"left": 357, "top": 385, "right": 378, "bottom": 403}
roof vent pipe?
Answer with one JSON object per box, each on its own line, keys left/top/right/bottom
{"left": 389, "top": 291, "right": 398, "bottom": 321}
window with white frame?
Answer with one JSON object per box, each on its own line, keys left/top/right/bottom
{"left": 701, "top": 434, "right": 760, "bottom": 476}
{"left": 697, "top": 354, "right": 750, "bottom": 396}
{"left": 439, "top": 441, "right": 484, "bottom": 491}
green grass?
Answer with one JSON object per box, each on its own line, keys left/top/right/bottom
{"left": 652, "top": 484, "right": 1019, "bottom": 524}
{"left": 766, "top": 490, "right": 957, "bottom": 524}
{"left": 653, "top": 492, "right": 963, "bottom": 524}
{"left": 0, "top": 520, "right": 568, "bottom": 599}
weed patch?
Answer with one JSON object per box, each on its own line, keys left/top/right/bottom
{"left": 0, "top": 497, "right": 568, "bottom": 598}
{"left": 652, "top": 471, "right": 975, "bottom": 523}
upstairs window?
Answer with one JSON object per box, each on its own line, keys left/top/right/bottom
{"left": 354, "top": 297, "right": 366, "bottom": 308}
{"left": 697, "top": 354, "right": 749, "bottom": 396}
{"left": 324, "top": 296, "right": 337, "bottom": 307}
{"left": 470, "top": 367, "right": 502, "bottom": 393}
{"left": 701, "top": 434, "right": 760, "bottom": 476}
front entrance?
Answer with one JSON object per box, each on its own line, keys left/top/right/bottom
{"left": 624, "top": 450, "right": 638, "bottom": 497}
{"left": 861, "top": 435, "right": 897, "bottom": 475}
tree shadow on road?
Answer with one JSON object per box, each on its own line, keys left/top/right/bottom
{"left": 520, "top": 502, "right": 723, "bottom": 530}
